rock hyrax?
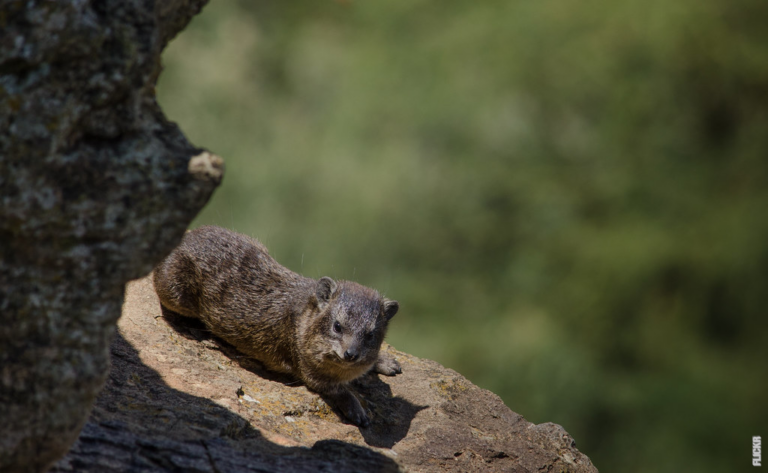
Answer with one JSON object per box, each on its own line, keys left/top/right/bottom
{"left": 153, "top": 225, "right": 401, "bottom": 427}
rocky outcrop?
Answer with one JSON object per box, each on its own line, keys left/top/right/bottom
{"left": 1, "top": 1, "right": 596, "bottom": 471}
{"left": 52, "top": 277, "right": 598, "bottom": 472}
{"left": 0, "top": 1, "right": 221, "bottom": 471}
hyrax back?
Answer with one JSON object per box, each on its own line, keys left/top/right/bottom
{"left": 153, "top": 225, "right": 400, "bottom": 427}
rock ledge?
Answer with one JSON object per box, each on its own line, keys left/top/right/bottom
{"left": 54, "top": 276, "right": 598, "bottom": 472}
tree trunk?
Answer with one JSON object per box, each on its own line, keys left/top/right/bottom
{"left": 0, "top": 1, "right": 221, "bottom": 471}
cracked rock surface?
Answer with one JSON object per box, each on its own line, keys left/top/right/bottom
{"left": 52, "top": 277, "right": 598, "bottom": 472}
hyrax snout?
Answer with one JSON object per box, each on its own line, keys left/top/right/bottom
{"left": 153, "top": 225, "right": 401, "bottom": 427}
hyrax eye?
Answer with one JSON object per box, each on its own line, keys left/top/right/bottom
{"left": 364, "top": 331, "right": 374, "bottom": 341}
{"left": 333, "top": 321, "right": 342, "bottom": 333}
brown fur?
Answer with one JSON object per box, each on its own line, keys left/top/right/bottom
{"left": 153, "top": 225, "right": 400, "bottom": 427}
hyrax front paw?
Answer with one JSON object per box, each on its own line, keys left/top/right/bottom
{"left": 344, "top": 399, "right": 370, "bottom": 428}
{"left": 374, "top": 353, "right": 402, "bottom": 376}
{"left": 327, "top": 386, "right": 370, "bottom": 427}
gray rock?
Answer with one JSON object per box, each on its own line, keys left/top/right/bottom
{"left": 0, "top": 1, "right": 221, "bottom": 471}
{"left": 52, "top": 278, "right": 598, "bottom": 472}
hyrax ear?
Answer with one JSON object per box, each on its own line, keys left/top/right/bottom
{"left": 315, "top": 277, "right": 338, "bottom": 304}
{"left": 382, "top": 299, "right": 399, "bottom": 320}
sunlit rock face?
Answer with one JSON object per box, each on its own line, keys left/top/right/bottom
{"left": 51, "top": 277, "right": 597, "bottom": 473}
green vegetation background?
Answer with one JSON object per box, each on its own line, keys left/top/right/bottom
{"left": 157, "top": 1, "right": 768, "bottom": 471}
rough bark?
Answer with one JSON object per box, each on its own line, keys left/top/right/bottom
{"left": 52, "top": 278, "right": 598, "bottom": 472}
{"left": 0, "top": 1, "right": 221, "bottom": 471}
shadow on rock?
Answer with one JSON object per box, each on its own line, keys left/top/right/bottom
{"left": 351, "top": 375, "right": 428, "bottom": 449}
{"left": 160, "top": 306, "right": 425, "bottom": 448}
{"left": 52, "top": 332, "right": 400, "bottom": 473}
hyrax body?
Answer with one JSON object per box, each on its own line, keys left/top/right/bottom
{"left": 153, "top": 225, "right": 400, "bottom": 427}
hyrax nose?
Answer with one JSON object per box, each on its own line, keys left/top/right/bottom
{"left": 344, "top": 350, "right": 359, "bottom": 362}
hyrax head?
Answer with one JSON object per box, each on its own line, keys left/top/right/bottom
{"left": 309, "top": 277, "right": 398, "bottom": 369}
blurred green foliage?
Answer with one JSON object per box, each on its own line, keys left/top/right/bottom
{"left": 157, "top": 0, "right": 768, "bottom": 471}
